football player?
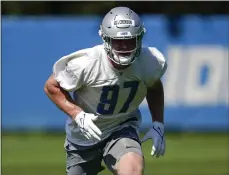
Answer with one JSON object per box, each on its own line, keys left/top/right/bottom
{"left": 44, "top": 6, "right": 167, "bottom": 175}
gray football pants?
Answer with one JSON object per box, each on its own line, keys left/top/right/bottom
{"left": 64, "top": 126, "right": 143, "bottom": 175}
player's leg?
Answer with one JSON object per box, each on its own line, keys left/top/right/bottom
{"left": 65, "top": 139, "right": 105, "bottom": 175}
{"left": 103, "top": 126, "right": 144, "bottom": 175}
{"left": 117, "top": 145, "right": 144, "bottom": 175}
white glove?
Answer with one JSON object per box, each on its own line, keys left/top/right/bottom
{"left": 75, "top": 111, "right": 102, "bottom": 141}
{"left": 141, "top": 121, "right": 165, "bottom": 157}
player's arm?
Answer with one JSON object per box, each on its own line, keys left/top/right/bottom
{"left": 44, "top": 74, "right": 82, "bottom": 120}
{"left": 141, "top": 47, "right": 167, "bottom": 157}
{"left": 141, "top": 79, "right": 165, "bottom": 157}
{"left": 44, "top": 73, "right": 102, "bottom": 140}
{"left": 146, "top": 79, "right": 164, "bottom": 123}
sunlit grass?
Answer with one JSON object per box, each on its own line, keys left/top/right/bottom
{"left": 2, "top": 133, "right": 229, "bottom": 175}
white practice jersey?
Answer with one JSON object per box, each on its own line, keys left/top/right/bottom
{"left": 53, "top": 45, "right": 167, "bottom": 146}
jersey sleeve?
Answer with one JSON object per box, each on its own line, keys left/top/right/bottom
{"left": 53, "top": 49, "right": 90, "bottom": 92}
{"left": 143, "top": 47, "right": 167, "bottom": 87}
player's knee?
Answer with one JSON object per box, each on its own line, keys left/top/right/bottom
{"left": 116, "top": 152, "right": 144, "bottom": 175}
{"left": 116, "top": 162, "right": 143, "bottom": 175}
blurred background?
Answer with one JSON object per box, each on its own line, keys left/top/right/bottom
{"left": 2, "top": 1, "right": 229, "bottom": 175}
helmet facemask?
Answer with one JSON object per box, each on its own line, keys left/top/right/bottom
{"left": 101, "top": 30, "right": 145, "bottom": 66}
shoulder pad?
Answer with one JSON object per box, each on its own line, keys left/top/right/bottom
{"left": 53, "top": 46, "right": 101, "bottom": 76}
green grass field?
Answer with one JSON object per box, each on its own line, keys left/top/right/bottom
{"left": 2, "top": 133, "right": 229, "bottom": 175}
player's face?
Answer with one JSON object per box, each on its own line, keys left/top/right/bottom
{"left": 111, "top": 38, "right": 136, "bottom": 56}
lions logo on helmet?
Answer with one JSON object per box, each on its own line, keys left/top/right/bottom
{"left": 99, "top": 7, "right": 146, "bottom": 66}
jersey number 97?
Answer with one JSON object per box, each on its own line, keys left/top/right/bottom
{"left": 97, "top": 81, "right": 139, "bottom": 115}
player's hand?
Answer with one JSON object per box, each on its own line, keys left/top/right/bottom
{"left": 141, "top": 121, "right": 165, "bottom": 157}
{"left": 75, "top": 111, "right": 102, "bottom": 141}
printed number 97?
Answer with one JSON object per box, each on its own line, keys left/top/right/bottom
{"left": 97, "top": 81, "right": 139, "bottom": 114}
